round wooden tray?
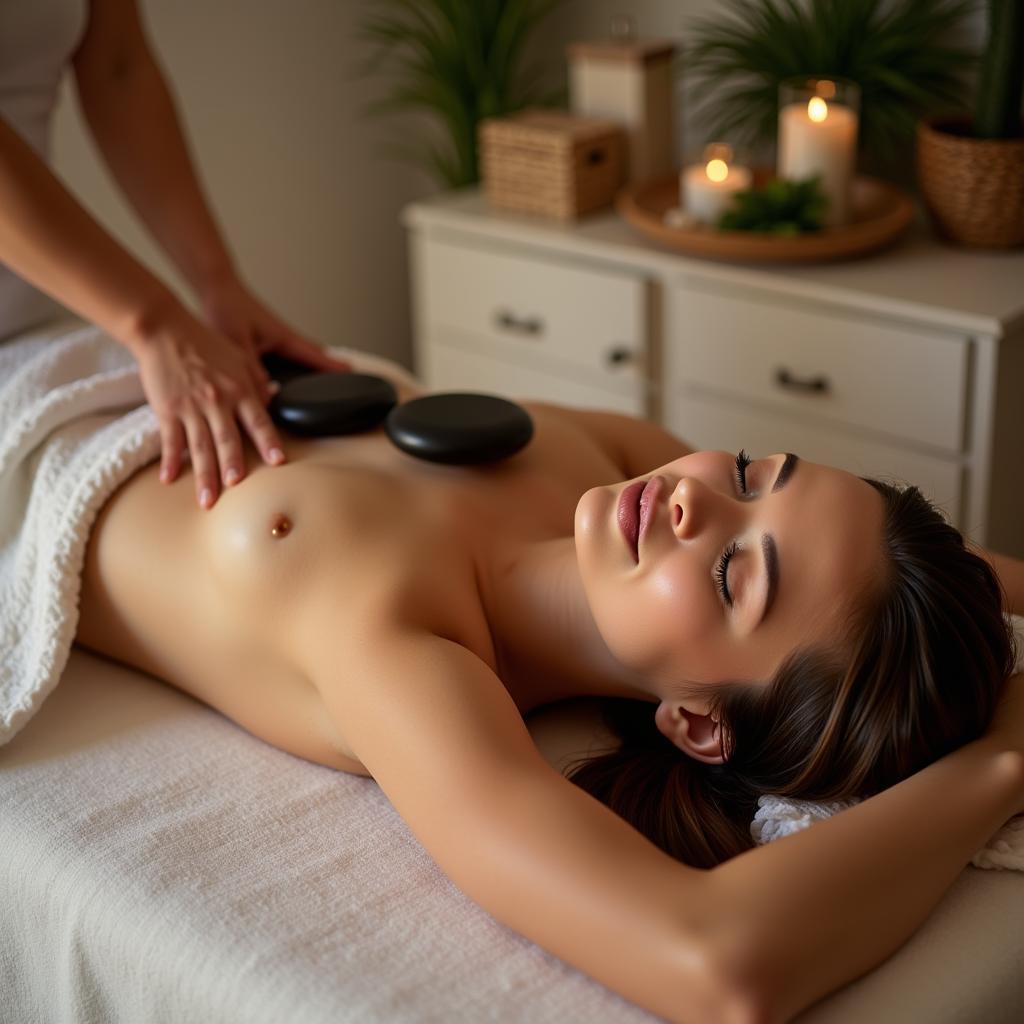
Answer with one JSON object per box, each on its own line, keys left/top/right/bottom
{"left": 616, "top": 173, "right": 915, "bottom": 263}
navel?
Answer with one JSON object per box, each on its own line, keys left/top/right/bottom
{"left": 270, "top": 513, "right": 293, "bottom": 539}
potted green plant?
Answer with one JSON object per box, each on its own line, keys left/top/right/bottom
{"left": 682, "top": 0, "right": 978, "bottom": 181}
{"left": 917, "top": 0, "right": 1024, "bottom": 247}
{"left": 356, "top": 0, "right": 566, "bottom": 190}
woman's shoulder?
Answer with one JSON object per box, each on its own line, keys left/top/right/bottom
{"left": 523, "top": 402, "right": 691, "bottom": 479}
{"left": 522, "top": 401, "right": 630, "bottom": 475}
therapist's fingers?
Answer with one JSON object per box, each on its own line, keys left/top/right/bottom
{"left": 203, "top": 400, "right": 249, "bottom": 495}
{"left": 158, "top": 417, "right": 187, "bottom": 485}
{"left": 236, "top": 393, "right": 286, "bottom": 470}
{"left": 245, "top": 349, "right": 276, "bottom": 403}
{"left": 181, "top": 407, "right": 220, "bottom": 509}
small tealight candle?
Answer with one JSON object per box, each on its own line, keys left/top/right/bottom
{"left": 680, "top": 144, "right": 752, "bottom": 225}
{"left": 777, "top": 77, "right": 860, "bottom": 227}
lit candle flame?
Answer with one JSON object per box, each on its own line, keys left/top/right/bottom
{"left": 807, "top": 96, "right": 829, "bottom": 122}
{"left": 706, "top": 158, "right": 729, "bottom": 182}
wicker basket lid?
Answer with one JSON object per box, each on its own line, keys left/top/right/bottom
{"left": 479, "top": 108, "right": 624, "bottom": 145}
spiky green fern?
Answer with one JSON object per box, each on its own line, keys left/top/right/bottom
{"left": 356, "top": 0, "right": 566, "bottom": 189}
{"left": 683, "top": 0, "right": 978, "bottom": 162}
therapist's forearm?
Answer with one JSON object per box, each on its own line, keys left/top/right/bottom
{"left": 0, "top": 113, "right": 185, "bottom": 351}
{"left": 712, "top": 736, "right": 1023, "bottom": 1023}
{"left": 73, "top": 52, "right": 237, "bottom": 299}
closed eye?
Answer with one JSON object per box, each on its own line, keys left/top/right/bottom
{"left": 715, "top": 541, "right": 738, "bottom": 606}
{"left": 734, "top": 449, "right": 752, "bottom": 493}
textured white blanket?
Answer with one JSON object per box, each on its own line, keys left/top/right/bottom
{"left": 2, "top": 316, "right": 1022, "bottom": 873}
{"left": 0, "top": 318, "right": 160, "bottom": 745}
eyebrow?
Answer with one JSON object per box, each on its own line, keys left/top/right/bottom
{"left": 760, "top": 453, "right": 798, "bottom": 625}
{"left": 771, "top": 451, "right": 799, "bottom": 493}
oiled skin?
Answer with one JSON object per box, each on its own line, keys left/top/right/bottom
{"left": 75, "top": 395, "right": 626, "bottom": 773}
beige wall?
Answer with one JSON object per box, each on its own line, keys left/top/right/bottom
{"left": 53, "top": 0, "right": 436, "bottom": 371}
{"left": 50, "top": 0, "right": 732, "bottom": 375}
{"left": 52, "top": 1, "right": 987, "bottom": 372}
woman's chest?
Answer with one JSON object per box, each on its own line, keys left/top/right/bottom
{"left": 202, "top": 405, "right": 623, "bottom": 668}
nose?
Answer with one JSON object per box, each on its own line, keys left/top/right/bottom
{"left": 671, "top": 475, "right": 727, "bottom": 540}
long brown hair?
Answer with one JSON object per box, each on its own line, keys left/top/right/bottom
{"left": 565, "top": 480, "right": 1017, "bottom": 869}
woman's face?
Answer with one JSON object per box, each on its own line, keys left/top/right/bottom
{"left": 574, "top": 450, "right": 886, "bottom": 708}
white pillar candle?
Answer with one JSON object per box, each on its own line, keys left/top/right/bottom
{"left": 680, "top": 148, "right": 752, "bottom": 226}
{"left": 778, "top": 95, "right": 858, "bottom": 227}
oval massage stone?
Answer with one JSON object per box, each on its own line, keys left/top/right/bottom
{"left": 268, "top": 372, "right": 398, "bottom": 436}
{"left": 385, "top": 393, "right": 534, "bottom": 465}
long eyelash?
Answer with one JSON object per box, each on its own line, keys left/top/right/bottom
{"left": 734, "top": 449, "right": 752, "bottom": 493}
{"left": 715, "top": 541, "right": 739, "bottom": 606}
{"left": 717, "top": 450, "right": 751, "bottom": 606}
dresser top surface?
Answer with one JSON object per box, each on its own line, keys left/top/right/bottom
{"left": 403, "top": 188, "right": 1024, "bottom": 337}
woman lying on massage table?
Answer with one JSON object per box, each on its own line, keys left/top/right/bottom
{"left": 73, "top": 371, "right": 1024, "bottom": 1024}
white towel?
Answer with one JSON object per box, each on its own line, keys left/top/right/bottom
{"left": 752, "top": 615, "right": 1024, "bottom": 871}
{"left": 0, "top": 316, "right": 419, "bottom": 746}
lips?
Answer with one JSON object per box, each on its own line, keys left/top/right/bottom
{"left": 617, "top": 480, "right": 646, "bottom": 562}
{"left": 638, "top": 476, "right": 664, "bottom": 550}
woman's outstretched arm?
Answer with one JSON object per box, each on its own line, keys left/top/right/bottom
{"left": 309, "top": 628, "right": 746, "bottom": 1024}
{"left": 308, "top": 629, "right": 1024, "bottom": 1024}
{"left": 710, "top": 685, "right": 1024, "bottom": 1022}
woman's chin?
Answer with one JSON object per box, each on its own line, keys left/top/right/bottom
{"left": 574, "top": 486, "right": 606, "bottom": 547}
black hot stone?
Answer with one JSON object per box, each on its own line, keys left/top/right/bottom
{"left": 268, "top": 372, "right": 398, "bottom": 437}
{"left": 385, "top": 393, "right": 534, "bottom": 465}
{"left": 261, "top": 351, "right": 324, "bottom": 384}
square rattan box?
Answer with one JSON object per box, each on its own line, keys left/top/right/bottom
{"left": 479, "top": 108, "right": 626, "bottom": 221}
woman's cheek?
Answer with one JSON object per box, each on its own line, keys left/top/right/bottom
{"left": 604, "top": 566, "right": 712, "bottom": 674}
{"left": 642, "top": 563, "right": 716, "bottom": 660}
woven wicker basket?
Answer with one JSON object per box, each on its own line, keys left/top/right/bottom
{"left": 917, "top": 118, "right": 1024, "bottom": 248}
{"left": 479, "top": 108, "right": 626, "bottom": 221}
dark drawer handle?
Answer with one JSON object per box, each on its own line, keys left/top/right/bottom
{"left": 494, "top": 309, "right": 544, "bottom": 336}
{"left": 606, "top": 345, "right": 635, "bottom": 367}
{"left": 775, "top": 367, "right": 831, "bottom": 394}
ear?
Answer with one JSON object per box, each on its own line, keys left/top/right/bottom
{"left": 654, "top": 700, "right": 727, "bottom": 765}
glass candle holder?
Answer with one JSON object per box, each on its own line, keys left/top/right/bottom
{"left": 680, "top": 143, "right": 752, "bottom": 226}
{"left": 777, "top": 77, "right": 860, "bottom": 227}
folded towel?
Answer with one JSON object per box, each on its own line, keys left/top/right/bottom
{"left": 0, "top": 319, "right": 159, "bottom": 745}
{"left": 0, "top": 316, "right": 418, "bottom": 746}
{"left": 752, "top": 615, "right": 1024, "bottom": 871}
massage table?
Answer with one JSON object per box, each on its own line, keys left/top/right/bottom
{"left": 2, "top": 321, "right": 1021, "bottom": 1021}
{"left": 2, "top": 647, "right": 1022, "bottom": 1023}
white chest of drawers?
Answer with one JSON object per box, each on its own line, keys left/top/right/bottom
{"left": 410, "top": 230, "right": 651, "bottom": 415}
{"left": 402, "top": 189, "right": 1024, "bottom": 557}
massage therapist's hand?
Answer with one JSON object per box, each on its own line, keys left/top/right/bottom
{"left": 134, "top": 305, "right": 292, "bottom": 510}
{"left": 198, "top": 275, "right": 353, "bottom": 377}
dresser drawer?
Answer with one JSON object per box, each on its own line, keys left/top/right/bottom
{"left": 424, "top": 337, "right": 646, "bottom": 416}
{"left": 665, "top": 387, "right": 964, "bottom": 527}
{"left": 666, "top": 282, "right": 970, "bottom": 454}
{"left": 420, "top": 236, "right": 648, "bottom": 379}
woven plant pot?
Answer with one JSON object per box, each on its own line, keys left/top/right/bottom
{"left": 917, "top": 118, "right": 1024, "bottom": 248}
